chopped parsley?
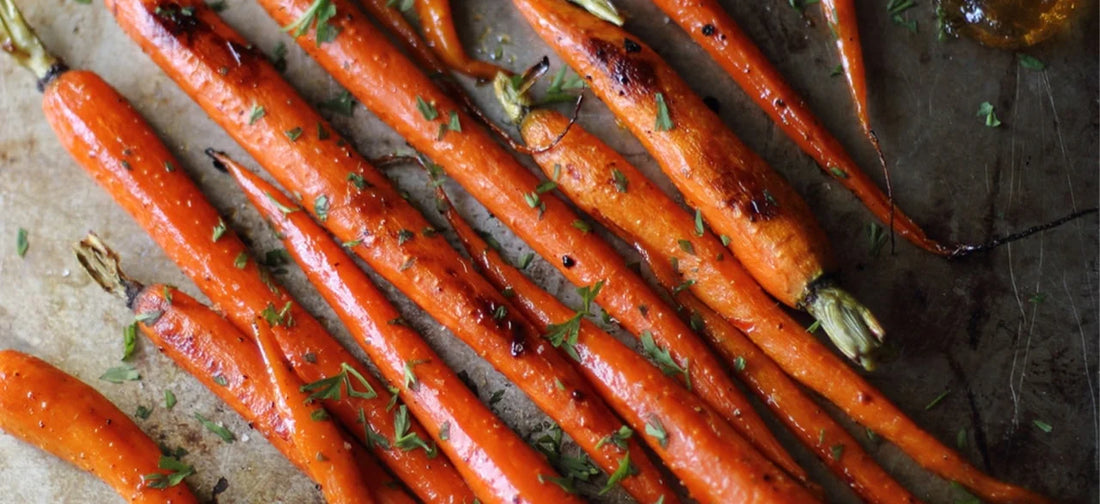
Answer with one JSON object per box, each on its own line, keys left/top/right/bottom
{"left": 284, "top": 126, "right": 304, "bottom": 141}
{"left": 319, "top": 90, "right": 356, "bottom": 116}
{"left": 314, "top": 194, "right": 330, "bottom": 222}
{"left": 416, "top": 96, "right": 439, "bottom": 121}
{"left": 100, "top": 364, "right": 141, "bottom": 383}
{"left": 164, "top": 390, "right": 177, "bottom": 410}
{"left": 640, "top": 331, "right": 689, "bottom": 389}
{"left": 677, "top": 239, "right": 695, "bottom": 256}
{"left": 393, "top": 405, "right": 435, "bottom": 455}
{"left": 544, "top": 280, "right": 604, "bottom": 361}
{"left": 194, "top": 413, "right": 235, "bottom": 443}
{"left": 654, "top": 92, "right": 673, "bottom": 131}
{"left": 143, "top": 455, "right": 194, "bottom": 489}
{"left": 248, "top": 103, "right": 265, "bottom": 124}
{"left": 924, "top": 389, "right": 950, "bottom": 410}
{"left": 1033, "top": 419, "right": 1053, "bottom": 433}
{"left": 300, "top": 362, "right": 379, "bottom": 401}
{"left": 212, "top": 218, "right": 228, "bottom": 242}
{"left": 1018, "top": 54, "right": 1045, "bottom": 71}
{"left": 284, "top": 0, "right": 340, "bottom": 45}
{"left": 977, "top": 101, "right": 1002, "bottom": 127}
{"left": 599, "top": 452, "right": 638, "bottom": 495}
{"left": 122, "top": 322, "right": 138, "bottom": 361}
{"left": 595, "top": 425, "right": 634, "bottom": 451}
{"left": 233, "top": 252, "right": 248, "bottom": 269}
{"left": 694, "top": 209, "right": 705, "bottom": 236}
{"left": 612, "top": 169, "right": 628, "bottom": 193}
{"left": 645, "top": 416, "right": 669, "bottom": 448}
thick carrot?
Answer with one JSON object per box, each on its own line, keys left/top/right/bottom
{"left": 494, "top": 73, "right": 919, "bottom": 502}
{"left": 220, "top": 151, "right": 577, "bottom": 504}
{"left": 101, "top": 1, "right": 673, "bottom": 500}
{"left": 259, "top": 0, "right": 804, "bottom": 480}
{"left": 638, "top": 0, "right": 948, "bottom": 255}
{"left": 0, "top": 350, "right": 200, "bottom": 504}
{"left": 412, "top": 0, "right": 507, "bottom": 80}
{"left": 440, "top": 193, "right": 821, "bottom": 504}
{"left": 250, "top": 320, "right": 375, "bottom": 504}
{"left": 9, "top": 15, "right": 464, "bottom": 500}
{"left": 72, "top": 235, "right": 415, "bottom": 504}
{"left": 511, "top": 0, "right": 885, "bottom": 368}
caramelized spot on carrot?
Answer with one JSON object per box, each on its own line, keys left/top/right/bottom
{"left": 585, "top": 38, "right": 657, "bottom": 97}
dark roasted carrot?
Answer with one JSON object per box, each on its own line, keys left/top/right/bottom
{"left": 73, "top": 235, "right": 415, "bottom": 504}
{"left": 440, "top": 192, "right": 820, "bottom": 504}
{"left": 258, "top": 0, "right": 804, "bottom": 480}
{"left": 101, "top": 1, "right": 673, "bottom": 500}
{"left": 0, "top": 350, "right": 200, "bottom": 504}
{"left": 251, "top": 320, "right": 375, "bottom": 504}
{"left": 5, "top": 10, "right": 465, "bottom": 498}
{"left": 412, "top": 0, "right": 507, "bottom": 80}
{"left": 511, "top": 0, "right": 886, "bottom": 369}
{"left": 494, "top": 72, "right": 918, "bottom": 502}
{"left": 221, "top": 151, "right": 577, "bottom": 504}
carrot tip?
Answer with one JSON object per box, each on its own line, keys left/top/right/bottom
{"left": 804, "top": 284, "right": 885, "bottom": 371}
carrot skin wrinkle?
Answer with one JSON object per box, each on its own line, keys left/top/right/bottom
{"left": 0, "top": 350, "right": 201, "bottom": 504}
{"left": 40, "top": 61, "right": 465, "bottom": 502}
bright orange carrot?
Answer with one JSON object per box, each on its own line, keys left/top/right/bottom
{"left": 221, "top": 151, "right": 577, "bottom": 504}
{"left": 412, "top": 0, "right": 507, "bottom": 80}
{"left": 259, "top": 0, "right": 804, "bottom": 480}
{"left": 819, "top": 0, "right": 874, "bottom": 143}
{"left": 493, "top": 70, "right": 919, "bottom": 502}
{"left": 440, "top": 191, "right": 821, "bottom": 503}
{"left": 4, "top": 10, "right": 464, "bottom": 499}
{"left": 251, "top": 320, "right": 375, "bottom": 504}
{"left": 0, "top": 350, "right": 200, "bottom": 504}
{"left": 511, "top": 0, "right": 885, "bottom": 368}
{"left": 73, "top": 235, "right": 415, "bottom": 504}
{"left": 102, "top": 1, "right": 673, "bottom": 500}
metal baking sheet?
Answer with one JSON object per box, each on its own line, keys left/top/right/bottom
{"left": 0, "top": 0, "right": 1095, "bottom": 502}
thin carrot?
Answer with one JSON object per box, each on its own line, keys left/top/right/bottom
{"left": 2, "top": 3, "right": 465, "bottom": 498}
{"left": 0, "top": 350, "right": 200, "bottom": 504}
{"left": 818, "top": 0, "right": 875, "bottom": 144}
{"left": 637, "top": 0, "right": 948, "bottom": 255}
{"left": 511, "top": 0, "right": 886, "bottom": 368}
{"left": 250, "top": 320, "right": 375, "bottom": 504}
{"left": 440, "top": 189, "right": 821, "bottom": 503}
{"left": 493, "top": 69, "right": 919, "bottom": 503}
{"left": 101, "top": 1, "right": 673, "bottom": 500}
{"left": 219, "top": 151, "right": 577, "bottom": 504}
{"left": 412, "top": 0, "right": 507, "bottom": 80}
{"left": 73, "top": 235, "right": 415, "bottom": 504}
{"left": 258, "top": 0, "right": 804, "bottom": 480}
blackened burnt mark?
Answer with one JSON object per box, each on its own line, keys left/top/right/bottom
{"left": 702, "top": 95, "right": 721, "bottom": 113}
{"left": 702, "top": 24, "right": 716, "bottom": 36}
{"left": 712, "top": 165, "right": 778, "bottom": 222}
{"left": 472, "top": 294, "right": 527, "bottom": 357}
{"left": 774, "top": 98, "right": 786, "bottom": 108}
{"left": 623, "top": 38, "right": 641, "bottom": 53}
{"left": 571, "top": 389, "right": 585, "bottom": 402}
{"left": 561, "top": 255, "right": 576, "bottom": 268}
{"left": 507, "top": 319, "right": 527, "bottom": 357}
{"left": 152, "top": 3, "right": 200, "bottom": 37}
{"left": 586, "top": 38, "right": 657, "bottom": 97}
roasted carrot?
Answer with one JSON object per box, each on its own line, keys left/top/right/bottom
{"left": 439, "top": 190, "right": 821, "bottom": 504}
{"left": 412, "top": 0, "right": 507, "bottom": 80}
{"left": 0, "top": 350, "right": 200, "bottom": 504}
{"left": 0, "top": 4, "right": 464, "bottom": 498}
{"left": 818, "top": 0, "right": 875, "bottom": 145}
{"left": 258, "top": 0, "right": 804, "bottom": 480}
{"left": 511, "top": 0, "right": 886, "bottom": 368}
{"left": 220, "top": 151, "right": 577, "bottom": 504}
{"left": 73, "top": 235, "right": 415, "bottom": 504}
{"left": 493, "top": 69, "right": 920, "bottom": 502}
{"left": 102, "top": 1, "right": 673, "bottom": 500}
{"left": 251, "top": 320, "right": 374, "bottom": 504}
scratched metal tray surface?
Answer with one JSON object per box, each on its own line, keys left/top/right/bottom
{"left": 0, "top": 0, "right": 1095, "bottom": 502}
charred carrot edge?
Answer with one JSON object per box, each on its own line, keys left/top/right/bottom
{"left": 510, "top": 0, "right": 886, "bottom": 370}
{"left": 440, "top": 191, "right": 818, "bottom": 504}
{"left": 102, "top": 0, "right": 670, "bottom": 500}
{"left": 412, "top": 0, "right": 508, "bottom": 80}
{"left": 251, "top": 320, "right": 375, "bottom": 504}
{"left": 72, "top": 235, "right": 415, "bottom": 504}
{"left": 18, "top": 45, "right": 462, "bottom": 504}
{"left": 220, "top": 152, "right": 574, "bottom": 504}
{"left": 645, "top": 0, "right": 948, "bottom": 255}
{"left": 0, "top": 350, "right": 201, "bottom": 504}
{"left": 262, "top": 0, "right": 806, "bottom": 483}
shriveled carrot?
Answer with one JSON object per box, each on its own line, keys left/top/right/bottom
{"left": 494, "top": 71, "right": 918, "bottom": 502}
{"left": 102, "top": 1, "right": 672, "bottom": 500}
{"left": 220, "top": 151, "right": 576, "bottom": 504}
{"left": 251, "top": 320, "right": 374, "bottom": 504}
{"left": 7, "top": 8, "right": 464, "bottom": 499}
{"left": 73, "top": 235, "right": 414, "bottom": 504}
{"left": 440, "top": 190, "right": 820, "bottom": 504}
{"left": 412, "top": 0, "right": 507, "bottom": 80}
{"left": 511, "top": 0, "right": 885, "bottom": 368}
{"left": 0, "top": 350, "right": 200, "bottom": 504}
{"left": 259, "top": 0, "right": 803, "bottom": 481}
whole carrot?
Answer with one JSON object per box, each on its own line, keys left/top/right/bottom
{"left": 439, "top": 190, "right": 821, "bottom": 503}
{"left": 493, "top": 68, "right": 919, "bottom": 503}
{"left": 0, "top": 2, "right": 465, "bottom": 498}
{"left": 0, "top": 350, "right": 200, "bottom": 504}
{"left": 219, "top": 151, "right": 577, "bottom": 504}
{"left": 102, "top": 1, "right": 673, "bottom": 500}
{"left": 511, "top": 0, "right": 885, "bottom": 368}
{"left": 257, "top": 0, "right": 803, "bottom": 479}
{"left": 250, "top": 319, "right": 375, "bottom": 504}
{"left": 73, "top": 235, "right": 415, "bottom": 504}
